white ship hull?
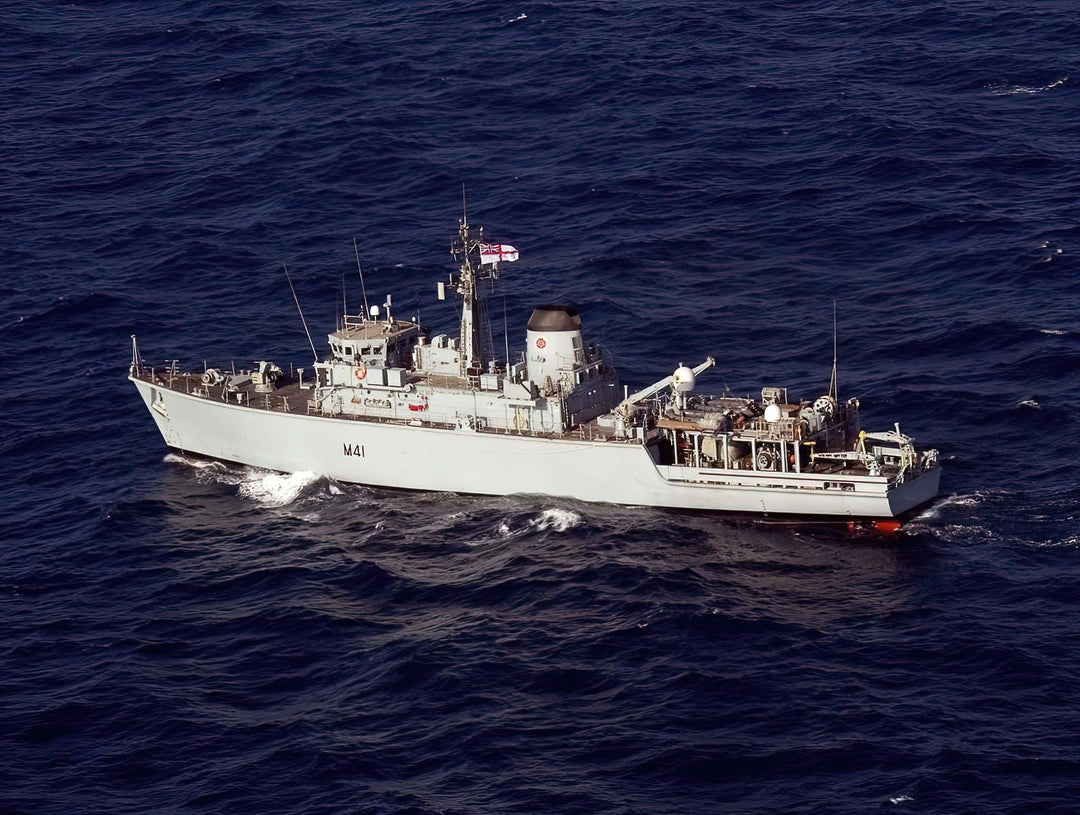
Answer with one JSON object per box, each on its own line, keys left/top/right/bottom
{"left": 132, "top": 377, "right": 939, "bottom": 519}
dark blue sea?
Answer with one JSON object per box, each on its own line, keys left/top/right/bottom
{"left": 3, "top": 2, "right": 1079, "bottom": 813}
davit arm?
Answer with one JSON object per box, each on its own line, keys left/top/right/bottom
{"left": 619, "top": 356, "right": 716, "bottom": 409}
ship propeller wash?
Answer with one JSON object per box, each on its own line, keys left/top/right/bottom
{"left": 130, "top": 212, "right": 940, "bottom": 521}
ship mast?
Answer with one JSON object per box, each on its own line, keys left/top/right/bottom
{"left": 452, "top": 211, "right": 499, "bottom": 382}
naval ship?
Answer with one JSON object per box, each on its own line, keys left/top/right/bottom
{"left": 130, "top": 214, "right": 940, "bottom": 523}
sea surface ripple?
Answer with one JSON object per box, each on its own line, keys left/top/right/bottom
{"left": 3, "top": 2, "right": 1079, "bottom": 813}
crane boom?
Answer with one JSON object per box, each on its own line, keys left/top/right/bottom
{"left": 620, "top": 356, "right": 715, "bottom": 408}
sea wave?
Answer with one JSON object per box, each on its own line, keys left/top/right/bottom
{"left": 6, "top": 2, "right": 1080, "bottom": 813}
{"left": 987, "top": 76, "right": 1068, "bottom": 95}
{"left": 164, "top": 454, "right": 321, "bottom": 506}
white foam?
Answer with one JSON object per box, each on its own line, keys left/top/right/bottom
{"left": 486, "top": 507, "right": 584, "bottom": 542}
{"left": 1039, "top": 328, "right": 1067, "bottom": 335}
{"left": 1017, "top": 399, "right": 1041, "bottom": 409}
{"left": 237, "top": 470, "right": 320, "bottom": 506}
{"left": 531, "top": 507, "right": 583, "bottom": 532}
{"left": 1030, "top": 532, "right": 1080, "bottom": 549}
{"left": 934, "top": 492, "right": 985, "bottom": 510}
{"left": 903, "top": 521, "right": 995, "bottom": 543}
{"left": 164, "top": 453, "right": 322, "bottom": 505}
{"left": 164, "top": 452, "right": 222, "bottom": 470}
{"left": 888, "top": 794, "right": 914, "bottom": 805}
{"left": 911, "top": 491, "right": 986, "bottom": 521}
{"left": 989, "top": 76, "right": 1068, "bottom": 95}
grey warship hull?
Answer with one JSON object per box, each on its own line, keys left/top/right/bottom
{"left": 130, "top": 209, "right": 940, "bottom": 521}
{"left": 130, "top": 373, "right": 939, "bottom": 519}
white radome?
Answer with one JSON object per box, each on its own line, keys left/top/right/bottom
{"left": 672, "top": 364, "right": 696, "bottom": 393}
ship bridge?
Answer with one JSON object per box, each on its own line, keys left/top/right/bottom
{"left": 328, "top": 314, "right": 422, "bottom": 370}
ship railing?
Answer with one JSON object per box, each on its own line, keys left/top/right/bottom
{"left": 135, "top": 367, "right": 301, "bottom": 414}
{"left": 301, "top": 400, "right": 638, "bottom": 443}
{"left": 138, "top": 368, "right": 637, "bottom": 442}
{"left": 132, "top": 365, "right": 194, "bottom": 393}
{"left": 741, "top": 416, "right": 800, "bottom": 441}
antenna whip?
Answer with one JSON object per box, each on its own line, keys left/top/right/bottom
{"left": 353, "top": 237, "right": 371, "bottom": 319}
{"left": 284, "top": 262, "right": 318, "bottom": 362}
{"left": 829, "top": 300, "right": 838, "bottom": 400}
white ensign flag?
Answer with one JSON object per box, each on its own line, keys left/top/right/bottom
{"left": 479, "top": 243, "right": 519, "bottom": 264}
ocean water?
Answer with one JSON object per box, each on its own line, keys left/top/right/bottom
{"left": 3, "top": 2, "right": 1079, "bottom": 813}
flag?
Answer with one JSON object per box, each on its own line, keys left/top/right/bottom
{"left": 480, "top": 243, "right": 519, "bottom": 264}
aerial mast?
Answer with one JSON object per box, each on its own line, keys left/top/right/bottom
{"left": 454, "top": 210, "right": 486, "bottom": 380}
{"left": 450, "top": 188, "right": 517, "bottom": 383}
{"left": 353, "top": 237, "right": 371, "bottom": 320}
{"left": 828, "top": 300, "right": 838, "bottom": 400}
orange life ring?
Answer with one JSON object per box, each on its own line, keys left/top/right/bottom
{"left": 354, "top": 362, "right": 367, "bottom": 382}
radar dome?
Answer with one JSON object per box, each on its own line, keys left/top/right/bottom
{"left": 672, "top": 364, "right": 696, "bottom": 393}
{"left": 763, "top": 403, "right": 783, "bottom": 423}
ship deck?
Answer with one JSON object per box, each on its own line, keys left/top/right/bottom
{"left": 133, "top": 365, "right": 893, "bottom": 479}
{"left": 132, "top": 366, "right": 631, "bottom": 443}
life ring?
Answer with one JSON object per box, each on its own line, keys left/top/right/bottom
{"left": 354, "top": 362, "right": 367, "bottom": 382}
{"left": 536, "top": 337, "right": 546, "bottom": 349}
